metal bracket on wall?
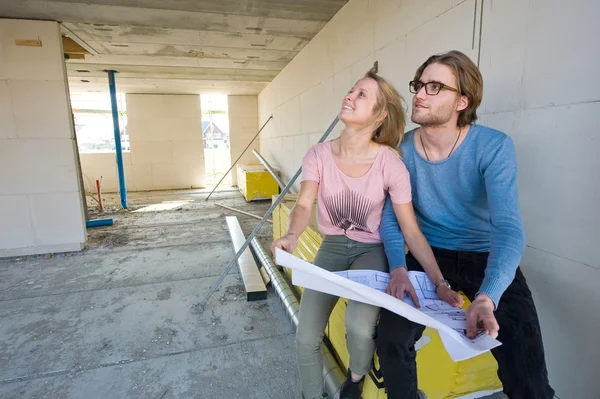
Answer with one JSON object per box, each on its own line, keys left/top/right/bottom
{"left": 370, "top": 60, "right": 379, "bottom": 74}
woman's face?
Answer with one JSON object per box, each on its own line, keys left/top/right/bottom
{"left": 339, "top": 77, "right": 381, "bottom": 127}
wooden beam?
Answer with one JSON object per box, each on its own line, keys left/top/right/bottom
{"left": 225, "top": 216, "right": 268, "bottom": 301}
{"left": 62, "top": 36, "right": 90, "bottom": 54}
{"left": 65, "top": 54, "right": 86, "bottom": 60}
{"left": 15, "top": 39, "right": 42, "bottom": 47}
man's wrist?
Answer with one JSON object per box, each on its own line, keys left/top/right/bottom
{"left": 390, "top": 265, "right": 408, "bottom": 275}
{"left": 385, "top": 251, "right": 407, "bottom": 273}
{"left": 474, "top": 293, "right": 495, "bottom": 308}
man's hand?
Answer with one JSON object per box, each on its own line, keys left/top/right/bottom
{"left": 436, "top": 285, "right": 464, "bottom": 308}
{"left": 386, "top": 267, "right": 420, "bottom": 307}
{"left": 466, "top": 294, "right": 499, "bottom": 339}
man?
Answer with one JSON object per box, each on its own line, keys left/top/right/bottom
{"left": 376, "top": 50, "right": 555, "bottom": 399}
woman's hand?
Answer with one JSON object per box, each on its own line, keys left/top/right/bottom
{"left": 271, "top": 233, "right": 299, "bottom": 259}
{"left": 386, "top": 267, "right": 420, "bottom": 307}
{"left": 271, "top": 180, "right": 318, "bottom": 261}
{"left": 436, "top": 285, "right": 464, "bottom": 308}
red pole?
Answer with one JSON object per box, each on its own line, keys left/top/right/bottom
{"left": 96, "top": 179, "right": 103, "bottom": 212}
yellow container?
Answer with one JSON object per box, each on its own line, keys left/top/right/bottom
{"left": 237, "top": 164, "right": 279, "bottom": 202}
{"left": 273, "top": 196, "right": 502, "bottom": 399}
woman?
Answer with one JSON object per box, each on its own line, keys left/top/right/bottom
{"left": 272, "top": 72, "right": 462, "bottom": 399}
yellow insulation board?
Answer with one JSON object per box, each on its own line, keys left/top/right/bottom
{"left": 273, "top": 196, "right": 502, "bottom": 399}
{"left": 237, "top": 164, "right": 279, "bottom": 202}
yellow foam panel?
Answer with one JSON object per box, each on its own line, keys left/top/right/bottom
{"left": 237, "top": 164, "right": 280, "bottom": 202}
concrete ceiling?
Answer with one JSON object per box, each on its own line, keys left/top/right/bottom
{"left": 0, "top": 0, "right": 348, "bottom": 95}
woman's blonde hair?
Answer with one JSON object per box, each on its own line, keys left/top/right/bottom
{"left": 365, "top": 71, "right": 406, "bottom": 153}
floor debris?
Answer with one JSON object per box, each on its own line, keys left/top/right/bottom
{"left": 0, "top": 189, "right": 300, "bottom": 398}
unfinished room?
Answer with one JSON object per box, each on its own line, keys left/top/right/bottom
{"left": 0, "top": 1, "right": 598, "bottom": 398}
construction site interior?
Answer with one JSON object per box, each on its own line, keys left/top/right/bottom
{"left": 0, "top": 1, "right": 598, "bottom": 398}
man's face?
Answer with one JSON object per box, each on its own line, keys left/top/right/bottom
{"left": 411, "top": 63, "right": 461, "bottom": 127}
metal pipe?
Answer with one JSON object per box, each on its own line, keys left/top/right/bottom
{"left": 250, "top": 238, "right": 345, "bottom": 399}
{"left": 86, "top": 219, "right": 114, "bottom": 228}
{"left": 205, "top": 115, "right": 273, "bottom": 201}
{"left": 96, "top": 179, "right": 103, "bottom": 212}
{"left": 107, "top": 70, "right": 128, "bottom": 209}
{"left": 214, "top": 203, "right": 273, "bottom": 224}
{"left": 252, "top": 149, "right": 286, "bottom": 192}
{"left": 195, "top": 116, "right": 339, "bottom": 313}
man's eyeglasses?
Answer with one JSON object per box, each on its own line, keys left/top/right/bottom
{"left": 409, "top": 80, "right": 459, "bottom": 95}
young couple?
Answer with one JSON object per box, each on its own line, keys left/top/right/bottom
{"left": 272, "top": 50, "right": 554, "bottom": 399}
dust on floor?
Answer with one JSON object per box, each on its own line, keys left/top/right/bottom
{"left": 0, "top": 188, "right": 300, "bottom": 399}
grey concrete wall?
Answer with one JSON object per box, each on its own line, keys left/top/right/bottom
{"left": 228, "top": 95, "right": 259, "bottom": 186}
{"left": 0, "top": 19, "right": 86, "bottom": 257}
{"left": 477, "top": 2, "right": 599, "bottom": 396}
{"left": 79, "top": 152, "right": 133, "bottom": 193}
{"left": 257, "top": 0, "right": 599, "bottom": 397}
{"left": 80, "top": 94, "right": 205, "bottom": 192}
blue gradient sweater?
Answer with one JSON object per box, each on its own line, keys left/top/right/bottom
{"left": 380, "top": 124, "right": 525, "bottom": 306}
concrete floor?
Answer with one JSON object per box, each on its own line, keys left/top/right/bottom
{"left": 0, "top": 187, "right": 512, "bottom": 399}
{"left": 0, "top": 188, "right": 301, "bottom": 399}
